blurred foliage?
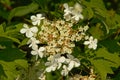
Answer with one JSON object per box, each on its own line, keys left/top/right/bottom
{"left": 0, "top": 0, "right": 120, "bottom": 80}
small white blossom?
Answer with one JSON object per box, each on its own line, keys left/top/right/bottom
{"left": 84, "top": 36, "right": 98, "bottom": 50}
{"left": 27, "top": 37, "right": 40, "bottom": 49}
{"left": 83, "top": 25, "right": 89, "bottom": 32}
{"left": 45, "top": 54, "right": 66, "bottom": 72}
{"left": 71, "top": 3, "right": 83, "bottom": 22}
{"left": 66, "top": 54, "right": 80, "bottom": 71}
{"left": 45, "top": 63, "right": 58, "bottom": 72}
{"left": 61, "top": 65, "right": 69, "bottom": 76}
{"left": 63, "top": 3, "right": 83, "bottom": 22}
{"left": 20, "top": 24, "right": 38, "bottom": 38}
{"left": 45, "top": 58, "right": 59, "bottom": 72}
{"left": 31, "top": 46, "right": 45, "bottom": 60}
{"left": 63, "top": 3, "right": 72, "bottom": 15}
{"left": 31, "top": 14, "right": 44, "bottom": 26}
{"left": 45, "top": 55, "right": 58, "bottom": 72}
{"left": 63, "top": 3, "right": 73, "bottom": 21}
{"left": 67, "top": 59, "right": 80, "bottom": 71}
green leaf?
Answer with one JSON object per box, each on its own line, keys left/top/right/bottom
{"left": 88, "top": 23, "right": 104, "bottom": 40}
{"left": 5, "top": 23, "right": 23, "bottom": 35}
{"left": 0, "top": 24, "right": 4, "bottom": 33}
{"left": 0, "top": 47, "right": 25, "bottom": 61}
{"left": 18, "top": 38, "right": 29, "bottom": 47}
{"left": 8, "top": 2, "right": 39, "bottom": 22}
{"left": 95, "top": 48, "right": 120, "bottom": 66}
{"left": 0, "top": 35, "right": 20, "bottom": 44}
{"left": 0, "top": 59, "right": 28, "bottom": 80}
{"left": 90, "top": 48, "right": 120, "bottom": 80}
{"left": 83, "top": 7, "right": 94, "bottom": 20}
{"left": 100, "top": 40, "right": 120, "bottom": 53}
{"left": 90, "top": 59, "right": 113, "bottom": 80}
{"left": 0, "top": 65, "right": 5, "bottom": 78}
{"left": 0, "top": 23, "right": 24, "bottom": 44}
{"left": 0, "top": 37, "right": 13, "bottom": 48}
{"left": 0, "top": 60, "right": 19, "bottom": 80}
{"left": 14, "top": 59, "right": 28, "bottom": 69}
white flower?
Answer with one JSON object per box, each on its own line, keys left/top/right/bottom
{"left": 67, "top": 59, "right": 80, "bottom": 71}
{"left": 27, "top": 37, "right": 40, "bottom": 49}
{"left": 63, "top": 3, "right": 83, "bottom": 22}
{"left": 66, "top": 54, "right": 80, "bottom": 71}
{"left": 84, "top": 36, "right": 98, "bottom": 50}
{"left": 45, "top": 55, "right": 58, "bottom": 72}
{"left": 83, "top": 25, "right": 89, "bottom": 32}
{"left": 45, "top": 63, "right": 58, "bottom": 72}
{"left": 45, "top": 54, "right": 66, "bottom": 72}
{"left": 45, "top": 59, "right": 58, "bottom": 72}
{"left": 64, "top": 14, "right": 72, "bottom": 21}
{"left": 20, "top": 24, "right": 38, "bottom": 38}
{"left": 63, "top": 3, "right": 73, "bottom": 21}
{"left": 61, "top": 65, "right": 69, "bottom": 76}
{"left": 56, "top": 56, "right": 66, "bottom": 69}
{"left": 63, "top": 3, "right": 72, "bottom": 16}
{"left": 71, "top": 3, "right": 83, "bottom": 22}
{"left": 31, "top": 14, "right": 45, "bottom": 26}
{"left": 31, "top": 46, "right": 45, "bottom": 59}
{"left": 71, "top": 13, "right": 83, "bottom": 22}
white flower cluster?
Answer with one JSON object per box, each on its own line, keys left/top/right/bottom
{"left": 63, "top": 3, "right": 84, "bottom": 23}
{"left": 39, "top": 19, "right": 88, "bottom": 55}
{"left": 20, "top": 2, "right": 98, "bottom": 78}
{"left": 45, "top": 54, "right": 80, "bottom": 76}
{"left": 20, "top": 14, "right": 45, "bottom": 60}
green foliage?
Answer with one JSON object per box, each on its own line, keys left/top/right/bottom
{"left": 0, "top": 0, "right": 120, "bottom": 80}
{"left": 89, "top": 48, "right": 120, "bottom": 80}
{"left": 8, "top": 2, "right": 39, "bottom": 22}
{"left": 0, "top": 37, "right": 28, "bottom": 80}
{"left": 0, "top": 23, "right": 24, "bottom": 44}
{"left": 0, "top": 59, "right": 28, "bottom": 80}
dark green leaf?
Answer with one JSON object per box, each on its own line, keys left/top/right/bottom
{"left": 100, "top": 40, "right": 120, "bottom": 53}
{"left": 8, "top": 2, "right": 39, "bottom": 22}
{"left": 0, "top": 48, "right": 25, "bottom": 61}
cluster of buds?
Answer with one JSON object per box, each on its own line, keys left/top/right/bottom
{"left": 38, "top": 19, "right": 88, "bottom": 55}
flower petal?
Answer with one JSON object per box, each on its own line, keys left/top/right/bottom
{"left": 74, "top": 62, "right": 80, "bottom": 67}
{"left": 37, "top": 14, "right": 42, "bottom": 18}
{"left": 31, "top": 50, "right": 37, "bottom": 55}
{"left": 26, "top": 30, "right": 33, "bottom": 38}
{"left": 46, "top": 67, "right": 52, "bottom": 72}
{"left": 39, "top": 47, "right": 45, "bottom": 51}
{"left": 30, "top": 27, "right": 38, "bottom": 33}
{"left": 31, "top": 15, "right": 36, "bottom": 21}
{"left": 23, "top": 24, "right": 29, "bottom": 28}
{"left": 63, "top": 3, "right": 68, "bottom": 9}
{"left": 38, "top": 52, "right": 43, "bottom": 58}
{"left": 32, "top": 21, "right": 38, "bottom": 26}
{"left": 20, "top": 28, "right": 27, "bottom": 34}
{"left": 68, "top": 61, "right": 74, "bottom": 70}
{"left": 84, "top": 41, "right": 90, "bottom": 45}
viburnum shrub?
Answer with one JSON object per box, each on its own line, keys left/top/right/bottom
{"left": 0, "top": 0, "right": 120, "bottom": 80}
{"left": 20, "top": 3, "right": 97, "bottom": 80}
